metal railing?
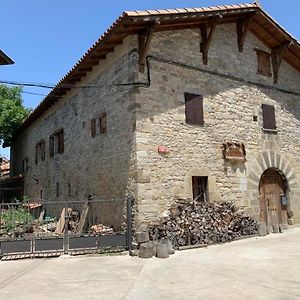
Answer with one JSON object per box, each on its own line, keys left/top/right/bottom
{"left": 0, "top": 197, "right": 133, "bottom": 257}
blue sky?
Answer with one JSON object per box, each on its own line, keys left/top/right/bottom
{"left": 0, "top": 0, "right": 299, "bottom": 157}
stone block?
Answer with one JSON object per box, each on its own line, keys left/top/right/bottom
{"left": 272, "top": 224, "right": 280, "bottom": 234}
{"left": 138, "top": 224, "right": 149, "bottom": 233}
{"left": 167, "top": 239, "right": 175, "bottom": 255}
{"left": 136, "top": 231, "right": 149, "bottom": 244}
{"left": 258, "top": 223, "right": 267, "bottom": 236}
{"left": 139, "top": 242, "right": 153, "bottom": 259}
{"left": 156, "top": 240, "right": 169, "bottom": 259}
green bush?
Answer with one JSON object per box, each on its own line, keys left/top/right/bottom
{"left": 1, "top": 207, "right": 34, "bottom": 232}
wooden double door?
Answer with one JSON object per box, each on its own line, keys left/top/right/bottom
{"left": 259, "top": 169, "right": 288, "bottom": 227}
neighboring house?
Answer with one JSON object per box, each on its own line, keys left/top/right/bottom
{"left": 0, "top": 156, "right": 10, "bottom": 178}
{"left": 0, "top": 49, "right": 14, "bottom": 65}
{"left": 10, "top": 3, "right": 300, "bottom": 229}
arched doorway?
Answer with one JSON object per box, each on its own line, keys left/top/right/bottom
{"left": 259, "top": 168, "right": 289, "bottom": 227}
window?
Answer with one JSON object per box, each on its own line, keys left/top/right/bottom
{"left": 184, "top": 93, "right": 204, "bottom": 125}
{"left": 91, "top": 118, "right": 96, "bottom": 138}
{"left": 262, "top": 104, "right": 276, "bottom": 130}
{"left": 192, "top": 176, "right": 208, "bottom": 202}
{"left": 35, "top": 140, "right": 46, "bottom": 164}
{"left": 56, "top": 182, "right": 60, "bottom": 198}
{"left": 99, "top": 112, "right": 107, "bottom": 134}
{"left": 49, "top": 129, "right": 64, "bottom": 157}
{"left": 68, "top": 183, "right": 71, "bottom": 197}
{"left": 255, "top": 49, "right": 272, "bottom": 77}
{"left": 22, "top": 158, "right": 29, "bottom": 173}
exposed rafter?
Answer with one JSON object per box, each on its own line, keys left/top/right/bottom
{"left": 138, "top": 21, "right": 158, "bottom": 72}
{"left": 271, "top": 41, "right": 292, "bottom": 83}
{"left": 199, "top": 17, "right": 221, "bottom": 65}
{"left": 236, "top": 13, "right": 256, "bottom": 52}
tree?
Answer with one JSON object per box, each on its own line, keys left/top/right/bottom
{"left": 0, "top": 84, "right": 31, "bottom": 147}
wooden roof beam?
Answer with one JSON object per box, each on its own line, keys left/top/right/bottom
{"left": 236, "top": 13, "right": 257, "bottom": 52}
{"left": 271, "top": 41, "right": 293, "bottom": 84}
{"left": 200, "top": 16, "right": 222, "bottom": 65}
{"left": 138, "top": 21, "right": 158, "bottom": 72}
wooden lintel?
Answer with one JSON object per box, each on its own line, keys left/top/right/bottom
{"left": 138, "top": 21, "right": 157, "bottom": 72}
{"left": 271, "top": 41, "right": 292, "bottom": 83}
{"left": 236, "top": 13, "right": 256, "bottom": 52}
{"left": 199, "top": 18, "right": 219, "bottom": 65}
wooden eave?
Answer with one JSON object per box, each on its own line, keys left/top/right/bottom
{"left": 0, "top": 50, "right": 14, "bottom": 65}
{"left": 13, "top": 3, "right": 300, "bottom": 139}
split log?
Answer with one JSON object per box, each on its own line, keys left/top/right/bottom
{"left": 149, "top": 200, "right": 258, "bottom": 248}
{"left": 75, "top": 201, "right": 89, "bottom": 234}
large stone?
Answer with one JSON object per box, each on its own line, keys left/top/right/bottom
{"left": 136, "top": 231, "right": 149, "bottom": 244}
{"left": 258, "top": 223, "right": 267, "bottom": 236}
{"left": 156, "top": 240, "right": 169, "bottom": 259}
{"left": 139, "top": 242, "right": 154, "bottom": 259}
{"left": 167, "top": 239, "right": 175, "bottom": 255}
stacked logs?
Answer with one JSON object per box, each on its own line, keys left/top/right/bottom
{"left": 149, "top": 200, "right": 258, "bottom": 248}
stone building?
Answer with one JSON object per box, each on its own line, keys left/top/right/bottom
{"left": 10, "top": 3, "right": 300, "bottom": 229}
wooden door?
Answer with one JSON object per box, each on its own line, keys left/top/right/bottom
{"left": 259, "top": 169, "right": 287, "bottom": 227}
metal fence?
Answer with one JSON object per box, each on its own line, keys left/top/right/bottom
{"left": 0, "top": 197, "right": 132, "bottom": 258}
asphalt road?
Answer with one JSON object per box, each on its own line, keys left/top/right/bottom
{"left": 1, "top": 228, "right": 300, "bottom": 300}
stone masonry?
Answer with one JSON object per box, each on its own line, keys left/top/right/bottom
{"left": 10, "top": 20, "right": 300, "bottom": 228}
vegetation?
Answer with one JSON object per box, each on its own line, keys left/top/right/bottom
{"left": 0, "top": 84, "right": 31, "bottom": 147}
{"left": 1, "top": 207, "right": 34, "bottom": 232}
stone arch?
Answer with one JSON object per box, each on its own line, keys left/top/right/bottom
{"left": 247, "top": 150, "right": 298, "bottom": 191}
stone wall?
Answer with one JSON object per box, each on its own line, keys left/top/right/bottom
{"left": 10, "top": 36, "right": 138, "bottom": 228}
{"left": 10, "top": 22, "right": 300, "bottom": 227}
{"left": 134, "top": 24, "right": 300, "bottom": 225}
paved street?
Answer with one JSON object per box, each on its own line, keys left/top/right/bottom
{"left": 1, "top": 228, "right": 300, "bottom": 300}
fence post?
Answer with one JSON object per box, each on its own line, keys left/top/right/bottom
{"left": 126, "top": 196, "right": 133, "bottom": 253}
{"left": 64, "top": 202, "right": 69, "bottom": 254}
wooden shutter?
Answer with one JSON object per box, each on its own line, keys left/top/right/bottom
{"left": 91, "top": 118, "right": 96, "bottom": 137}
{"left": 184, "top": 93, "right": 204, "bottom": 125}
{"left": 256, "top": 50, "right": 272, "bottom": 77}
{"left": 49, "top": 136, "right": 54, "bottom": 157}
{"left": 262, "top": 104, "right": 276, "bottom": 130}
{"left": 100, "top": 112, "right": 107, "bottom": 133}
{"left": 58, "top": 130, "right": 64, "bottom": 153}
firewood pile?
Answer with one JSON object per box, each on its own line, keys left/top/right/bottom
{"left": 149, "top": 200, "right": 258, "bottom": 248}
{"left": 90, "top": 224, "right": 113, "bottom": 235}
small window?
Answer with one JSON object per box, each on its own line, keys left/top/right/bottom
{"left": 91, "top": 118, "right": 96, "bottom": 137}
{"left": 56, "top": 182, "right": 60, "bottom": 198}
{"left": 68, "top": 183, "right": 71, "bottom": 197}
{"left": 184, "top": 93, "right": 204, "bottom": 125}
{"left": 22, "top": 158, "right": 29, "bottom": 173}
{"left": 35, "top": 140, "right": 46, "bottom": 164}
{"left": 192, "top": 176, "right": 208, "bottom": 202}
{"left": 99, "top": 112, "right": 107, "bottom": 134}
{"left": 49, "top": 136, "right": 54, "bottom": 157}
{"left": 255, "top": 49, "right": 272, "bottom": 77}
{"left": 57, "top": 130, "right": 64, "bottom": 153}
{"left": 49, "top": 129, "right": 64, "bottom": 157}
{"left": 262, "top": 104, "right": 276, "bottom": 130}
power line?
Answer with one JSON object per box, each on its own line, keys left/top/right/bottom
{"left": 22, "top": 91, "right": 47, "bottom": 97}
